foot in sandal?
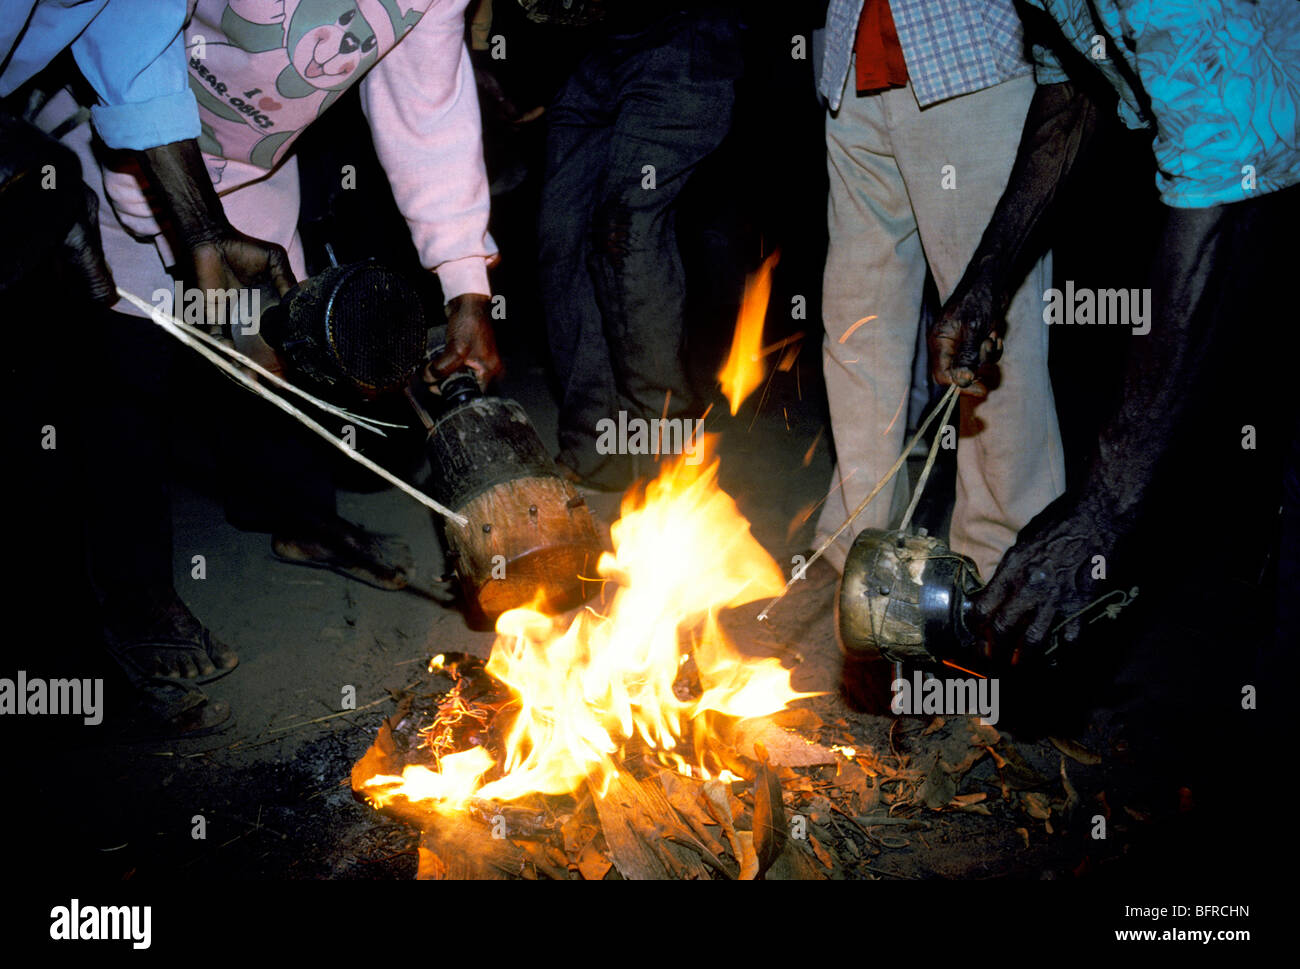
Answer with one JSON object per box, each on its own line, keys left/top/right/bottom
{"left": 271, "top": 515, "right": 413, "bottom": 591}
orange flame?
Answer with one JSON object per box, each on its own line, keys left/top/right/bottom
{"left": 363, "top": 437, "right": 818, "bottom": 812}
{"left": 718, "top": 252, "right": 779, "bottom": 415}
{"left": 363, "top": 747, "right": 494, "bottom": 809}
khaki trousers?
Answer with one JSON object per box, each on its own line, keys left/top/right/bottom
{"left": 814, "top": 74, "right": 1065, "bottom": 579}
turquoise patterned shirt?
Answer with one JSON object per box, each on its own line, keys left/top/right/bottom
{"left": 1026, "top": 0, "right": 1300, "bottom": 207}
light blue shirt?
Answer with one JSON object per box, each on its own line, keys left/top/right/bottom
{"left": 820, "top": 0, "right": 1033, "bottom": 111}
{"left": 1027, "top": 0, "right": 1300, "bottom": 207}
{"left": 0, "top": 0, "right": 199, "bottom": 149}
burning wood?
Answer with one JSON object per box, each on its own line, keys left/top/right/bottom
{"left": 351, "top": 445, "right": 843, "bottom": 878}
{"left": 350, "top": 642, "right": 1084, "bottom": 879}
{"left": 350, "top": 657, "right": 837, "bottom": 880}
{"left": 358, "top": 445, "right": 818, "bottom": 805}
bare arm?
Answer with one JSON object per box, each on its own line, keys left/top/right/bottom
{"left": 138, "top": 138, "right": 295, "bottom": 305}
{"left": 930, "top": 80, "right": 1101, "bottom": 396}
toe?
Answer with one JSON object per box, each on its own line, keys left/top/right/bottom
{"left": 195, "top": 651, "right": 217, "bottom": 678}
{"left": 206, "top": 633, "right": 239, "bottom": 671}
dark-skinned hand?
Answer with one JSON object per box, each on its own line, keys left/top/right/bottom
{"left": 969, "top": 493, "right": 1118, "bottom": 666}
{"left": 189, "top": 229, "right": 296, "bottom": 306}
{"left": 428, "top": 293, "right": 503, "bottom": 385}
{"left": 186, "top": 229, "right": 296, "bottom": 373}
{"left": 928, "top": 277, "right": 1004, "bottom": 398}
{"left": 139, "top": 139, "right": 295, "bottom": 327}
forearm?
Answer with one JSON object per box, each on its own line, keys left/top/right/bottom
{"left": 138, "top": 139, "right": 231, "bottom": 249}
{"left": 931, "top": 81, "right": 1103, "bottom": 392}
{"left": 958, "top": 81, "right": 1100, "bottom": 312}
{"left": 358, "top": 5, "right": 496, "bottom": 299}
{"left": 1076, "top": 215, "right": 1215, "bottom": 534}
{"left": 137, "top": 139, "right": 295, "bottom": 301}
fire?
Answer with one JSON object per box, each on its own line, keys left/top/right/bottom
{"left": 363, "top": 438, "right": 818, "bottom": 812}
{"left": 363, "top": 747, "right": 494, "bottom": 809}
{"left": 718, "top": 251, "right": 779, "bottom": 415}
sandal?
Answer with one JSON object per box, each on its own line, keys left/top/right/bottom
{"left": 119, "top": 677, "right": 234, "bottom": 742}
{"left": 100, "top": 595, "right": 239, "bottom": 685}
{"left": 103, "top": 628, "right": 238, "bottom": 684}
{"left": 271, "top": 518, "right": 413, "bottom": 591}
{"left": 95, "top": 591, "right": 238, "bottom": 739}
{"left": 101, "top": 630, "right": 235, "bottom": 740}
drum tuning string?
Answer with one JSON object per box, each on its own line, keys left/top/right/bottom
{"left": 117, "top": 287, "right": 467, "bottom": 525}
{"left": 758, "top": 383, "right": 961, "bottom": 623}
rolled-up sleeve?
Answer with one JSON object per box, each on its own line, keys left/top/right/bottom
{"left": 74, "top": 0, "right": 200, "bottom": 150}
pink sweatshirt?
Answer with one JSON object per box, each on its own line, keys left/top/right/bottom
{"left": 105, "top": 0, "right": 495, "bottom": 299}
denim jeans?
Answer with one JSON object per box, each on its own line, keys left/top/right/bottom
{"left": 539, "top": 10, "right": 740, "bottom": 487}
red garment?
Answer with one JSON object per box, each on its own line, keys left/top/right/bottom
{"left": 854, "top": 0, "right": 909, "bottom": 93}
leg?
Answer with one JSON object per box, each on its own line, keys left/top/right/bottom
{"left": 589, "top": 18, "right": 737, "bottom": 434}
{"left": 812, "top": 86, "right": 928, "bottom": 573}
{"left": 83, "top": 309, "right": 176, "bottom": 600}
{"left": 891, "top": 75, "right": 1065, "bottom": 579}
{"left": 538, "top": 57, "right": 626, "bottom": 486}
{"left": 220, "top": 377, "right": 337, "bottom": 535}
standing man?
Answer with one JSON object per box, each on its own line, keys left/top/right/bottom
{"left": 930, "top": 0, "right": 1299, "bottom": 658}
{"left": 539, "top": 5, "right": 743, "bottom": 491}
{"left": 813, "top": 0, "right": 1065, "bottom": 585}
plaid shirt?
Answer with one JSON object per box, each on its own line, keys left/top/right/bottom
{"left": 820, "top": 0, "right": 1033, "bottom": 110}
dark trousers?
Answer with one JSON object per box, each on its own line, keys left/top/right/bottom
{"left": 1114, "top": 184, "right": 1297, "bottom": 659}
{"left": 539, "top": 11, "right": 740, "bottom": 483}
{"left": 84, "top": 309, "right": 177, "bottom": 597}
{"left": 218, "top": 379, "right": 336, "bottom": 536}
{"left": 83, "top": 308, "right": 334, "bottom": 602}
